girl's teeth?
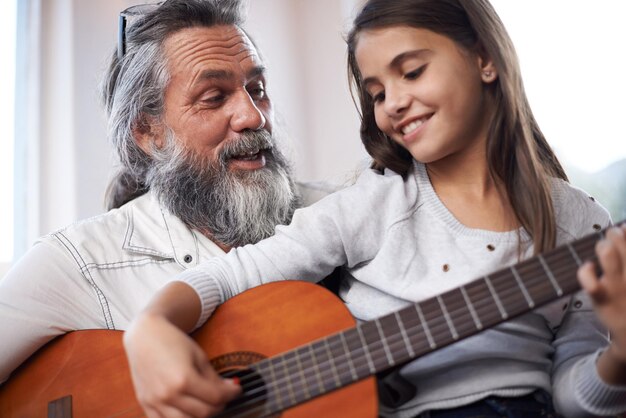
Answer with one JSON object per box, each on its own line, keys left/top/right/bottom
{"left": 402, "top": 119, "right": 424, "bottom": 135}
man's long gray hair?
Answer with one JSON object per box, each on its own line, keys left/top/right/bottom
{"left": 100, "top": 0, "right": 245, "bottom": 209}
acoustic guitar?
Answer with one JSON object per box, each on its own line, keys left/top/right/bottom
{"left": 0, "top": 223, "right": 619, "bottom": 417}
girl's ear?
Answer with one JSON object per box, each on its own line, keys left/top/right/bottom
{"left": 476, "top": 44, "right": 498, "bottom": 84}
{"left": 480, "top": 61, "right": 498, "bottom": 83}
{"left": 132, "top": 115, "right": 165, "bottom": 155}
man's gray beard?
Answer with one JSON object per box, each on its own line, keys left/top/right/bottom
{"left": 146, "top": 129, "right": 299, "bottom": 248}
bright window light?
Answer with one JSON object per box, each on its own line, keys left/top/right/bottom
{"left": 491, "top": 0, "right": 626, "bottom": 173}
{"left": 0, "top": 0, "right": 17, "bottom": 263}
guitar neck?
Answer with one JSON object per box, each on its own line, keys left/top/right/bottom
{"left": 221, "top": 225, "right": 613, "bottom": 417}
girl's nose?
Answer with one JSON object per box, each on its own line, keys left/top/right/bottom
{"left": 383, "top": 85, "right": 411, "bottom": 116}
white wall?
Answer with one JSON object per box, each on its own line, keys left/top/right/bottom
{"left": 246, "top": 0, "right": 368, "bottom": 184}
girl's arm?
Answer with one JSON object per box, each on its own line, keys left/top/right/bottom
{"left": 123, "top": 281, "right": 241, "bottom": 418}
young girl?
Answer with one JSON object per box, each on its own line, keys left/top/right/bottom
{"left": 124, "top": 0, "right": 626, "bottom": 417}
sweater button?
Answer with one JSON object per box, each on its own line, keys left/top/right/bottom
{"left": 183, "top": 254, "right": 193, "bottom": 263}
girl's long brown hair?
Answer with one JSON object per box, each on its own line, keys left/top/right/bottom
{"left": 346, "top": 0, "right": 568, "bottom": 254}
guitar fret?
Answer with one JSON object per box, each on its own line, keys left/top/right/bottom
{"left": 314, "top": 339, "right": 339, "bottom": 392}
{"left": 519, "top": 265, "right": 557, "bottom": 309}
{"left": 571, "top": 235, "right": 599, "bottom": 262}
{"left": 567, "top": 242, "right": 583, "bottom": 267}
{"left": 360, "top": 321, "right": 393, "bottom": 371}
{"left": 279, "top": 354, "right": 297, "bottom": 405}
{"left": 378, "top": 313, "right": 413, "bottom": 367}
{"left": 374, "top": 318, "right": 395, "bottom": 366}
{"left": 265, "top": 358, "right": 284, "bottom": 411}
{"left": 394, "top": 311, "right": 415, "bottom": 357}
{"left": 311, "top": 339, "right": 340, "bottom": 394}
{"left": 341, "top": 328, "right": 370, "bottom": 379}
{"left": 323, "top": 338, "right": 341, "bottom": 388}
{"left": 437, "top": 295, "right": 458, "bottom": 340}
{"left": 300, "top": 345, "right": 324, "bottom": 400}
{"left": 339, "top": 332, "right": 358, "bottom": 381}
{"left": 538, "top": 254, "right": 563, "bottom": 296}
{"left": 293, "top": 348, "right": 311, "bottom": 400}
{"left": 511, "top": 265, "right": 535, "bottom": 308}
{"left": 397, "top": 306, "right": 434, "bottom": 356}
{"left": 356, "top": 325, "right": 376, "bottom": 374}
{"left": 307, "top": 344, "right": 326, "bottom": 395}
{"left": 484, "top": 275, "right": 508, "bottom": 319}
{"left": 460, "top": 285, "right": 483, "bottom": 330}
{"left": 415, "top": 303, "right": 436, "bottom": 349}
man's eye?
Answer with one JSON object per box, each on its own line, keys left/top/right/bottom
{"left": 201, "top": 94, "right": 225, "bottom": 106}
{"left": 404, "top": 65, "right": 426, "bottom": 80}
{"left": 248, "top": 82, "right": 266, "bottom": 100}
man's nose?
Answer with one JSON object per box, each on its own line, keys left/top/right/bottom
{"left": 230, "top": 90, "right": 266, "bottom": 132}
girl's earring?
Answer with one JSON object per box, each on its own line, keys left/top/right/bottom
{"left": 482, "top": 70, "right": 495, "bottom": 81}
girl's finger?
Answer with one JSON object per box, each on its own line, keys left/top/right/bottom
{"left": 175, "top": 367, "right": 240, "bottom": 411}
{"left": 156, "top": 403, "right": 195, "bottom": 418}
{"left": 169, "top": 393, "right": 228, "bottom": 418}
{"left": 609, "top": 225, "right": 626, "bottom": 267}
{"left": 578, "top": 261, "right": 606, "bottom": 303}
{"left": 596, "top": 237, "right": 620, "bottom": 279}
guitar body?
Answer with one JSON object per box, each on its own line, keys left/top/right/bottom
{"left": 0, "top": 281, "right": 377, "bottom": 417}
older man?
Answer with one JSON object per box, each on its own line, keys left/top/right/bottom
{"left": 0, "top": 0, "right": 330, "bottom": 384}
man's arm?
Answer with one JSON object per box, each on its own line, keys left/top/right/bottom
{"left": 0, "top": 240, "right": 103, "bottom": 384}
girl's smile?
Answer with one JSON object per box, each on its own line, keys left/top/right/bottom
{"left": 396, "top": 112, "right": 434, "bottom": 144}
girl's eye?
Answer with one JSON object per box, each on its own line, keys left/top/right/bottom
{"left": 404, "top": 65, "right": 426, "bottom": 80}
{"left": 372, "top": 91, "right": 385, "bottom": 103}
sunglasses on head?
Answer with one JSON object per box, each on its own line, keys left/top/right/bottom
{"left": 117, "top": 2, "right": 163, "bottom": 60}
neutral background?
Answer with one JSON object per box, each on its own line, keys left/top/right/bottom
{"left": 3, "top": 0, "right": 625, "bottom": 273}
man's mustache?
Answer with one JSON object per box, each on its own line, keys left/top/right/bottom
{"left": 219, "top": 130, "right": 274, "bottom": 163}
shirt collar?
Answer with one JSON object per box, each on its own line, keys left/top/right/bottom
{"left": 122, "top": 191, "right": 202, "bottom": 268}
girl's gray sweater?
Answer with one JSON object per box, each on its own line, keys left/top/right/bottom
{"left": 178, "top": 162, "right": 625, "bottom": 417}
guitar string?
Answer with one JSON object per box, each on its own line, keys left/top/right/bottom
{"left": 213, "top": 237, "right": 598, "bottom": 416}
